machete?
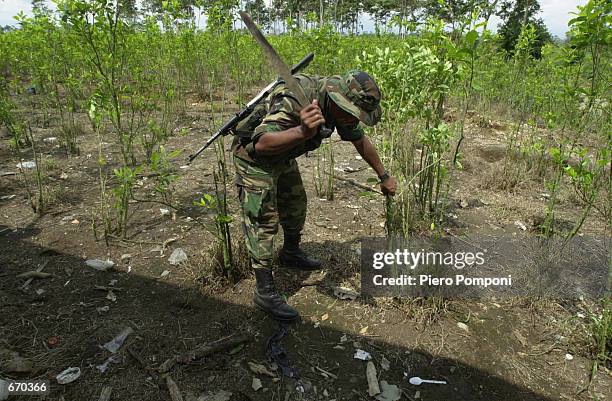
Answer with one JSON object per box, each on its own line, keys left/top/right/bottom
{"left": 239, "top": 11, "right": 310, "bottom": 108}
{"left": 240, "top": 10, "right": 332, "bottom": 139}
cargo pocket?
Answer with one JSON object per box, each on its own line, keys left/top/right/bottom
{"left": 238, "top": 184, "right": 266, "bottom": 222}
{"left": 237, "top": 184, "right": 270, "bottom": 259}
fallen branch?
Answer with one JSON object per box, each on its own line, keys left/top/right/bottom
{"left": 324, "top": 171, "right": 382, "bottom": 194}
{"left": 158, "top": 334, "right": 251, "bottom": 373}
{"left": 127, "top": 345, "right": 160, "bottom": 381}
{"left": 315, "top": 365, "right": 338, "bottom": 380}
{"left": 19, "top": 260, "right": 50, "bottom": 290}
{"left": 97, "top": 386, "right": 112, "bottom": 401}
{"left": 163, "top": 374, "right": 184, "bottom": 401}
{"left": 17, "top": 271, "right": 53, "bottom": 279}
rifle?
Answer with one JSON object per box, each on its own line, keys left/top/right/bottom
{"left": 187, "top": 52, "right": 315, "bottom": 164}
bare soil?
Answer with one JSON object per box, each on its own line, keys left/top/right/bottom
{"left": 0, "top": 92, "right": 609, "bottom": 401}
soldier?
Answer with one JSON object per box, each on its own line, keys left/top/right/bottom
{"left": 232, "top": 70, "right": 397, "bottom": 322}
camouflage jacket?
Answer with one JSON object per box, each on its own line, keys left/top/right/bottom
{"left": 232, "top": 73, "right": 364, "bottom": 165}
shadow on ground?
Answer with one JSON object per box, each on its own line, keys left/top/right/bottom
{"left": 1, "top": 225, "right": 557, "bottom": 401}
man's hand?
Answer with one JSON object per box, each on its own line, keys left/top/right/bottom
{"left": 380, "top": 175, "right": 397, "bottom": 196}
{"left": 300, "top": 99, "right": 325, "bottom": 139}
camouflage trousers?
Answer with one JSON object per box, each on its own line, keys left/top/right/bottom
{"left": 233, "top": 155, "right": 307, "bottom": 271}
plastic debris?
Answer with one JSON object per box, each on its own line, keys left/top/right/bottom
{"left": 56, "top": 367, "right": 81, "bottom": 384}
{"left": 514, "top": 220, "right": 527, "bottom": 231}
{"left": 380, "top": 356, "right": 391, "bottom": 371}
{"left": 97, "top": 355, "right": 120, "bottom": 373}
{"left": 102, "top": 327, "right": 133, "bottom": 353}
{"left": 0, "top": 195, "right": 15, "bottom": 201}
{"left": 376, "top": 381, "right": 402, "bottom": 401}
{"left": 160, "top": 208, "right": 170, "bottom": 216}
{"left": 85, "top": 259, "right": 114, "bottom": 271}
{"left": 251, "top": 377, "right": 262, "bottom": 391}
{"left": 0, "top": 378, "right": 9, "bottom": 401}
{"left": 120, "top": 254, "right": 132, "bottom": 263}
{"left": 106, "top": 290, "right": 117, "bottom": 302}
{"left": 366, "top": 361, "right": 381, "bottom": 396}
{"left": 43, "top": 137, "right": 58, "bottom": 144}
{"left": 408, "top": 376, "right": 447, "bottom": 386}
{"left": 456, "top": 322, "right": 469, "bottom": 333}
{"left": 96, "top": 306, "right": 109, "bottom": 313}
{"left": 168, "top": 248, "right": 188, "bottom": 265}
{"left": 333, "top": 286, "right": 359, "bottom": 300}
{"left": 354, "top": 349, "right": 372, "bottom": 361}
{"left": 159, "top": 270, "right": 170, "bottom": 279}
{"left": 565, "top": 353, "right": 574, "bottom": 361}
{"left": 16, "top": 161, "right": 36, "bottom": 169}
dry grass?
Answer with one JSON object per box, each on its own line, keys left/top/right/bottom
{"left": 181, "top": 233, "right": 251, "bottom": 293}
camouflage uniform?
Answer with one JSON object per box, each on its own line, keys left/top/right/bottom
{"left": 233, "top": 71, "right": 382, "bottom": 271}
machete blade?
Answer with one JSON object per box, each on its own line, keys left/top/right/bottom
{"left": 239, "top": 11, "right": 309, "bottom": 109}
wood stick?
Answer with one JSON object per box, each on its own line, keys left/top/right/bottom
{"left": 98, "top": 386, "right": 112, "bottom": 401}
{"left": 94, "top": 285, "right": 124, "bottom": 292}
{"left": 19, "top": 259, "right": 50, "bottom": 290}
{"left": 366, "top": 361, "right": 381, "bottom": 396}
{"left": 163, "top": 374, "right": 184, "bottom": 401}
{"left": 127, "top": 346, "right": 159, "bottom": 380}
{"left": 17, "top": 271, "right": 53, "bottom": 279}
{"left": 158, "top": 334, "right": 251, "bottom": 373}
{"left": 323, "top": 172, "right": 382, "bottom": 194}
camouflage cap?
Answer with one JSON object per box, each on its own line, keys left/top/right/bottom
{"left": 325, "top": 70, "right": 382, "bottom": 126}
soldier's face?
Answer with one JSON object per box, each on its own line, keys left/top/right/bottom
{"left": 330, "top": 100, "right": 359, "bottom": 127}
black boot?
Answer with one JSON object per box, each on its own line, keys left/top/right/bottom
{"left": 253, "top": 269, "right": 300, "bottom": 322}
{"left": 279, "top": 230, "right": 322, "bottom": 271}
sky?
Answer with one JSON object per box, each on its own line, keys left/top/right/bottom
{"left": 0, "top": 0, "right": 589, "bottom": 38}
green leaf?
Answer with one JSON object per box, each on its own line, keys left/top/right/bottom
{"left": 466, "top": 30, "right": 478, "bottom": 47}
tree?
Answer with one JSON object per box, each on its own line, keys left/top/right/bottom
{"left": 421, "top": 0, "right": 492, "bottom": 24}
{"left": 363, "top": 0, "right": 397, "bottom": 33}
{"left": 244, "top": 0, "right": 270, "bottom": 30}
{"left": 497, "top": 0, "right": 552, "bottom": 58}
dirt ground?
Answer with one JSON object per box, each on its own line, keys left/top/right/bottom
{"left": 0, "top": 91, "right": 610, "bottom": 401}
